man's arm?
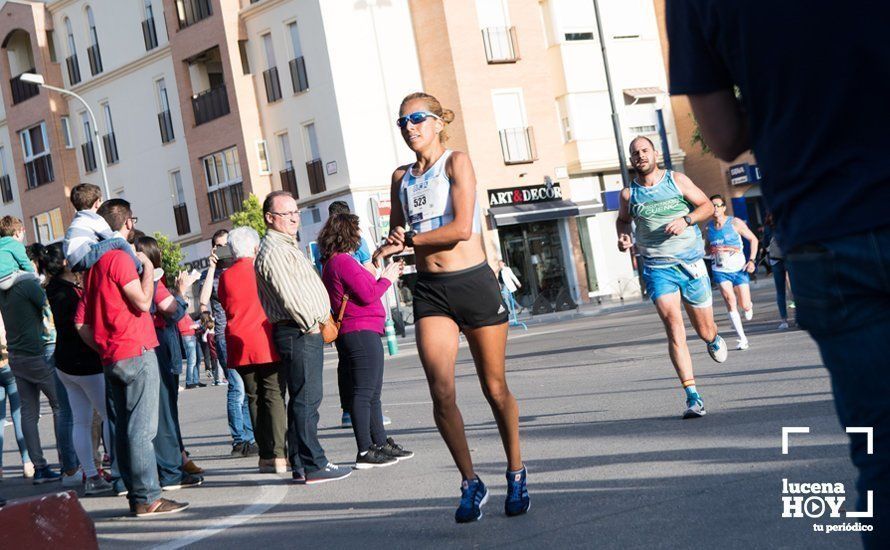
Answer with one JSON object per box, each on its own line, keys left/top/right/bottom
{"left": 664, "top": 172, "right": 715, "bottom": 236}
{"left": 733, "top": 217, "right": 760, "bottom": 273}
{"left": 688, "top": 91, "right": 750, "bottom": 162}
{"left": 198, "top": 257, "right": 217, "bottom": 312}
{"left": 121, "top": 253, "right": 154, "bottom": 312}
{"left": 75, "top": 322, "right": 101, "bottom": 353}
{"left": 616, "top": 188, "right": 633, "bottom": 252}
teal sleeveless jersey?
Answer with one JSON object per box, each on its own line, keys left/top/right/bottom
{"left": 629, "top": 171, "right": 704, "bottom": 266}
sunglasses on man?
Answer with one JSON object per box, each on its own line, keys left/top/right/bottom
{"left": 396, "top": 111, "right": 440, "bottom": 129}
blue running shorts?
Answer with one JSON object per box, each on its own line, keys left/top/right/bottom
{"left": 643, "top": 260, "right": 713, "bottom": 308}
{"left": 711, "top": 269, "right": 750, "bottom": 287}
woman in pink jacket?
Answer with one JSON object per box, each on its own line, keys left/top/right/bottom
{"left": 319, "top": 213, "right": 413, "bottom": 470}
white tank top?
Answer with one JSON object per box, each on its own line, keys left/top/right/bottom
{"left": 399, "top": 150, "right": 482, "bottom": 234}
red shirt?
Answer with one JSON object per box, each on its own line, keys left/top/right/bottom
{"left": 83, "top": 250, "right": 158, "bottom": 365}
{"left": 217, "top": 257, "right": 279, "bottom": 367}
{"left": 152, "top": 281, "right": 172, "bottom": 330}
{"left": 177, "top": 313, "right": 196, "bottom": 336}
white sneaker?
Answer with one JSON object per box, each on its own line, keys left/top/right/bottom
{"left": 744, "top": 307, "right": 753, "bottom": 321}
{"left": 736, "top": 339, "right": 749, "bottom": 351}
{"left": 23, "top": 461, "right": 35, "bottom": 479}
{"left": 707, "top": 335, "right": 728, "bottom": 363}
{"left": 62, "top": 468, "right": 84, "bottom": 487}
{"left": 777, "top": 321, "right": 789, "bottom": 330}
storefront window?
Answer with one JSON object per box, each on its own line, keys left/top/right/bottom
{"left": 500, "top": 220, "right": 568, "bottom": 312}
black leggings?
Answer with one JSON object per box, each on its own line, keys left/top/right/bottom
{"left": 339, "top": 330, "right": 386, "bottom": 452}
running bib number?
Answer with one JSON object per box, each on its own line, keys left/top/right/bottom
{"left": 714, "top": 248, "right": 745, "bottom": 272}
{"left": 406, "top": 182, "right": 438, "bottom": 225}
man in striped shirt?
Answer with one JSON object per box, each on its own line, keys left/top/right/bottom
{"left": 254, "top": 191, "right": 351, "bottom": 485}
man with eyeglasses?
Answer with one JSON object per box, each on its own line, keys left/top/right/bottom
{"left": 705, "top": 194, "right": 759, "bottom": 350}
{"left": 254, "top": 191, "right": 350, "bottom": 484}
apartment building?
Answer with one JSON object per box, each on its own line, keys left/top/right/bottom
{"left": 409, "top": 0, "right": 685, "bottom": 308}
{"left": 0, "top": 0, "right": 421, "bottom": 268}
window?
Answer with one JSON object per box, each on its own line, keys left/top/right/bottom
{"left": 33, "top": 208, "right": 64, "bottom": 244}
{"left": 156, "top": 78, "right": 174, "bottom": 143}
{"left": 143, "top": 0, "right": 159, "bottom": 51}
{"left": 0, "top": 147, "right": 12, "bottom": 204}
{"left": 262, "top": 33, "right": 276, "bottom": 69}
{"left": 171, "top": 170, "right": 186, "bottom": 203}
{"left": 629, "top": 125, "right": 657, "bottom": 134}
{"left": 256, "top": 140, "right": 270, "bottom": 174}
{"left": 203, "top": 147, "right": 241, "bottom": 190}
{"left": 65, "top": 17, "right": 76, "bottom": 56}
{"left": 60, "top": 116, "right": 74, "bottom": 148}
{"left": 86, "top": 6, "right": 103, "bottom": 75}
{"left": 278, "top": 132, "right": 293, "bottom": 169}
{"left": 170, "top": 170, "right": 190, "bottom": 236}
{"left": 102, "top": 103, "right": 114, "bottom": 134}
{"left": 80, "top": 112, "right": 97, "bottom": 172}
{"left": 288, "top": 22, "right": 303, "bottom": 59}
{"left": 157, "top": 78, "right": 170, "bottom": 112}
{"left": 101, "top": 103, "right": 119, "bottom": 164}
{"left": 564, "top": 32, "right": 594, "bottom": 41}
{"left": 492, "top": 89, "right": 536, "bottom": 164}
{"left": 86, "top": 6, "right": 99, "bottom": 47}
{"left": 63, "top": 18, "right": 81, "bottom": 85}
{"left": 304, "top": 122, "right": 320, "bottom": 161}
{"left": 80, "top": 112, "right": 92, "bottom": 144}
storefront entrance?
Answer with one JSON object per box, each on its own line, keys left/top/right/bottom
{"left": 500, "top": 220, "right": 570, "bottom": 313}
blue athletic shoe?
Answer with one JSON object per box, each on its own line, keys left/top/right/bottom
{"left": 32, "top": 467, "right": 61, "bottom": 485}
{"left": 340, "top": 411, "right": 352, "bottom": 429}
{"left": 505, "top": 466, "right": 530, "bottom": 517}
{"left": 455, "top": 476, "right": 489, "bottom": 523}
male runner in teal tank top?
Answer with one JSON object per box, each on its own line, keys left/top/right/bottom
{"left": 617, "top": 137, "right": 728, "bottom": 419}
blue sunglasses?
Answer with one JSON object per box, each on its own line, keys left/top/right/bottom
{"left": 396, "top": 111, "right": 440, "bottom": 128}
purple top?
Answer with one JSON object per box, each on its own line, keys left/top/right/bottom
{"left": 321, "top": 253, "right": 392, "bottom": 335}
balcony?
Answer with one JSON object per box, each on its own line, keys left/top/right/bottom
{"left": 81, "top": 141, "right": 97, "bottom": 173}
{"left": 10, "top": 69, "right": 39, "bottom": 105}
{"left": 263, "top": 67, "right": 282, "bottom": 103}
{"left": 24, "top": 155, "right": 54, "bottom": 188}
{"left": 66, "top": 55, "right": 81, "bottom": 85}
{"left": 0, "top": 175, "right": 12, "bottom": 203}
{"left": 499, "top": 127, "right": 537, "bottom": 165}
{"left": 177, "top": 0, "right": 213, "bottom": 29}
{"left": 208, "top": 182, "right": 244, "bottom": 222}
{"left": 142, "top": 17, "right": 159, "bottom": 51}
{"left": 102, "top": 132, "right": 119, "bottom": 164}
{"left": 482, "top": 27, "right": 519, "bottom": 63}
{"left": 87, "top": 44, "right": 103, "bottom": 76}
{"left": 173, "top": 203, "right": 190, "bottom": 235}
{"left": 192, "top": 85, "right": 230, "bottom": 126}
{"left": 289, "top": 57, "right": 308, "bottom": 93}
{"left": 158, "top": 110, "right": 175, "bottom": 143}
{"left": 280, "top": 167, "right": 298, "bottom": 198}
{"left": 306, "top": 159, "right": 325, "bottom": 195}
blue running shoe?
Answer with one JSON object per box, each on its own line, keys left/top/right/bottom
{"left": 33, "top": 467, "right": 61, "bottom": 485}
{"left": 683, "top": 395, "right": 707, "bottom": 419}
{"left": 455, "top": 476, "right": 488, "bottom": 523}
{"left": 505, "top": 466, "right": 530, "bottom": 517}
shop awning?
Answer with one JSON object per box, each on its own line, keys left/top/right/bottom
{"left": 623, "top": 87, "right": 665, "bottom": 102}
{"left": 488, "top": 200, "right": 603, "bottom": 227}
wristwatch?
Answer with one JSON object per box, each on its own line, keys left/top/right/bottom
{"left": 404, "top": 230, "right": 416, "bottom": 248}
{"left": 683, "top": 215, "right": 693, "bottom": 226}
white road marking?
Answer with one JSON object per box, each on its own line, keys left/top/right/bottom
{"left": 151, "top": 475, "right": 289, "bottom": 550}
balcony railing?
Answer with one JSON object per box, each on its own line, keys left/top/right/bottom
{"left": 158, "top": 110, "right": 175, "bottom": 143}
{"left": 81, "top": 141, "right": 97, "bottom": 173}
{"left": 10, "top": 69, "right": 39, "bottom": 104}
{"left": 192, "top": 85, "right": 230, "bottom": 126}
{"left": 102, "top": 132, "right": 119, "bottom": 164}
{"left": 208, "top": 182, "right": 244, "bottom": 222}
{"left": 177, "top": 0, "right": 213, "bottom": 29}
{"left": 0, "top": 175, "right": 12, "bottom": 204}
{"left": 173, "top": 203, "right": 190, "bottom": 235}
{"left": 142, "top": 17, "right": 159, "bottom": 51}
{"left": 499, "top": 127, "right": 537, "bottom": 165}
{"left": 87, "top": 44, "right": 103, "bottom": 75}
{"left": 24, "top": 155, "right": 54, "bottom": 189}
{"left": 263, "top": 67, "right": 282, "bottom": 103}
{"left": 306, "top": 158, "right": 325, "bottom": 195}
{"left": 289, "top": 56, "right": 308, "bottom": 93}
{"left": 280, "top": 167, "right": 298, "bottom": 198}
{"left": 482, "top": 27, "right": 520, "bottom": 63}
{"left": 66, "top": 55, "right": 81, "bottom": 85}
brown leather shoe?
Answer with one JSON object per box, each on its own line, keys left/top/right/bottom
{"left": 258, "top": 458, "right": 287, "bottom": 474}
{"left": 132, "top": 498, "right": 189, "bottom": 517}
{"left": 183, "top": 460, "right": 204, "bottom": 475}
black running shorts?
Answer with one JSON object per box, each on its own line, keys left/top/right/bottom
{"left": 412, "top": 262, "right": 509, "bottom": 329}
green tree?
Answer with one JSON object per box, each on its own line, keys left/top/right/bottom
{"left": 230, "top": 194, "right": 266, "bottom": 237}
{"left": 153, "top": 232, "right": 185, "bottom": 286}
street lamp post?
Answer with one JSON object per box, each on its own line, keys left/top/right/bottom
{"left": 21, "top": 72, "right": 110, "bottom": 198}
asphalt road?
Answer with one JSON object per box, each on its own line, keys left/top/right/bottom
{"left": 1, "top": 280, "right": 866, "bottom": 549}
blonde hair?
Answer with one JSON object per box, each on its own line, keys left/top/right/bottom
{"left": 400, "top": 92, "right": 455, "bottom": 143}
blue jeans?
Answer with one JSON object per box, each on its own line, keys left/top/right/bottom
{"left": 771, "top": 260, "right": 788, "bottom": 320}
{"left": 273, "top": 325, "right": 327, "bottom": 473}
{"left": 0, "top": 365, "right": 29, "bottom": 467}
{"left": 46, "top": 345, "right": 78, "bottom": 473}
{"left": 104, "top": 349, "right": 161, "bottom": 506}
{"left": 787, "top": 226, "right": 890, "bottom": 549}
{"left": 218, "top": 333, "right": 254, "bottom": 444}
{"left": 72, "top": 237, "right": 143, "bottom": 274}
{"left": 183, "top": 335, "right": 199, "bottom": 386}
